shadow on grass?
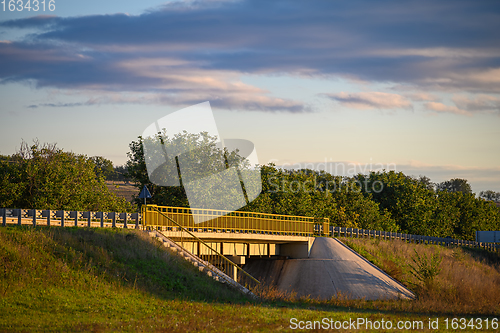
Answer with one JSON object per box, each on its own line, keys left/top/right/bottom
{"left": 460, "top": 245, "right": 500, "bottom": 268}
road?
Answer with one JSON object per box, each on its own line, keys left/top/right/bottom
{"left": 244, "top": 237, "right": 415, "bottom": 300}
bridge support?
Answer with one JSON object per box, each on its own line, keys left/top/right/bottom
{"left": 279, "top": 238, "right": 315, "bottom": 258}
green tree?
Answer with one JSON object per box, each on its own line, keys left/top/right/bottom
{"left": 126, "top": 131, "right": 251, "bottom": 209}
{"left": 90, "top": 156, "right": 115, "bottom": 179}
{"left": 418, "top": 175, "right": 435, "bottom": 191}
{"left": 242, "top": 166, "right": 397, "bottom": 231}
{"left": 126, "top": 135, "right": 189, "bottom": 208}
{"left": 433, "top": 190, "right": 461, "bottom": 237}
{"left": 0, "top": 140, "right": 133, "bottom": 212}
{"left": 452, "top": 192, "right": 500, "bottom": 240}
{"left": 437, "top": 178, "right": 472, "bottom": 194}
{"left": 108, "top": 165, "right": 129, "bottom": 181}
{"left": 358, "top": 171, "right": 437, "bottom": 235}
{"left": 479, "top": 190, "right": 500, "bottom": 202}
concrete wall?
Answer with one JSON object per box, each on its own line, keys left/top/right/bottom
{"left": 278, "top": 238, "right": 315, "bottom": 258}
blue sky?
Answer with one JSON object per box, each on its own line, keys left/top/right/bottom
{"left": 1, "top": 0, "right": 499, "bottom": 193}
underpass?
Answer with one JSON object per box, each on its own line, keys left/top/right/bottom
{"left": 143, "top": 205, "right": 415, "bottom": 300}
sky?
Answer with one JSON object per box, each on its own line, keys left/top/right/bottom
{"left": 1, "top": 0, "right": 499, "bottom": 194}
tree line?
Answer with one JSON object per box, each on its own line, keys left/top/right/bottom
{"left": 1, "top": 137, "right": 499, "bottom": 241}
{"left": 126, "top": 134, "right": 500, "bottom": 241}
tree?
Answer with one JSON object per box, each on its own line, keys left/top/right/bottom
{"left": 126, "top": 131, "right": 251, "bottom": 209}
{"left": 242, "top": 166, "right": 397, "bottom": 231}
{"left": 418, "top": 175, "right": 435, "bottom": 191}
{"left": 451, "top": 192, "right": 500, "bottom": 240}
{"left": 111, "top": 165, "right": 129, "bottom": 181}
{"left": 479, "top": 190, "right": 500, "bottom": 202}
{"left": 437, "top": 178, "right": 472, "bottom": 194}
{"left": 358, "top": 171, "right": 437, "bottom": 235}
{"left": 0, "top": 140, "right": 134, "bottom": 212}
{"left": 90, "top": 156, "right": 114, "bottom": 179}
{"left": 126, "top": 134, "right": 189, "bottom": 208}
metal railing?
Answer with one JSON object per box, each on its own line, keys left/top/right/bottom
{"left": 1, "top": 208, "right": 139, "bottom": 228}
{"left": 144, "top": 205, "right": 260, "bottom": 288}
{"left": 141, "top": 204, "right": 329, "bottom": 236}
{"left": 333, "top": 226, "right": 500, "bottom": 252}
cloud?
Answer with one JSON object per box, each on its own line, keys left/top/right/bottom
{"left": 26, "top": 87, "right": 306, "bottom": 113}
{"left": 0, "top": 42, "right": 305, "bottom": 112}
{"left": 323, "top": 91, "right": 412, "bottom": 110}
{"left": 452, "top": 94, "right": 500, "bottom": 114}
{"left": 406, "top": 92, "right": 439, "bottom": 102}
{"left": 424, "top": 102, "right": 470, "bottom": 116}
{"left": 1, "top": 0, "right": 500, "bottom": 111}
{"left": 0, "top": 15, "right": 59, "bottom": 29}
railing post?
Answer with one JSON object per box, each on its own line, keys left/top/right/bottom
{"left": 60, "top": 210, "right": 65, "bottom": 227}
{"left": 2, "top": 208, "right": 6, "bottom": 227}
{"left": 17, "top": 209, "right": 22, "bottom": 225}
{"left": 74, "top": 211, "right": 78, "bottom": 227}
{"left": 111, "top": 212, "right": 116, "bottom": 228}
{"left": 47, "top": 210, "right": 51, "bottom": 227}
{"left": 87, "top": 212, "right": 91, "bottom": 228}
{"left": 100, "top": 212, "right": 104, "bottom": 228}
{"left": 135, "top": 213, "right": 139, "bottom": 229}
{"left": 32, "top": 209, "right": 36, "bottom": 227}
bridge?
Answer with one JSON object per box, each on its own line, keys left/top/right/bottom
{"left": 142, "top": 204, "right": 329, "bottom": 259}
{"left": 141, "top": 205, "right": 331, "bottom": 285}
{"left": 141, "top": 205, "right": 415, "bottom": 300}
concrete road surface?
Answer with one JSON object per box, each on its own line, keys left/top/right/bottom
{"left": 245, "top": 237, "right": 415, "bottom": 300}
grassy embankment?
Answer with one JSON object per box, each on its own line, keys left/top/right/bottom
{"left": 1, "top": 226, "right": 499, "bottom": 332}
{"left": 340, "top": 237, "right": 500, "bottom": 316}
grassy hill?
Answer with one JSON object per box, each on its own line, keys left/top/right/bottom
{"left": 1, "top": 226, "right": 499, "bottom": 332}
{"left": 341, "top": 237, "right": 500, "bottom": 316}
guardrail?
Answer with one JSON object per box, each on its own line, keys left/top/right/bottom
{"left": 142, "top": 204, "right": 329, "bottom": 236}
{"left": 4, "top": 206, "right": 496, "bottom": 254}
{"left": 332, "top": 226, "right": 500, "bottom": 252}
{"left": 1, "top": 208, "right": 139, "bottom": 228}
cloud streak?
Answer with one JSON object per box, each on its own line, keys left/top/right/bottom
{"left": 424, "top": 102, "right": 470, "bottom": 116}
{"left": 323, "top": 91, "right": 412, "bottom": 111}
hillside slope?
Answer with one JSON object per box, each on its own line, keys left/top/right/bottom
{"left": 0, "top": 226, "right": 250, "bottom": 331}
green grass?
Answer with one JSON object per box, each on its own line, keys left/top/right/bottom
{"left": 1, "top": 226, "right": 499, "bottom": 332}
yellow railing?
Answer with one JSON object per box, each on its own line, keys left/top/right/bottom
{"left": 141, "top": 205, "right": 329, "bottom": 236}
{"left": 145, "top": 205, "right": 261, "bottom": 288}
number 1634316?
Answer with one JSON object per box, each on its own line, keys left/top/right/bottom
{"left": 2, "top": 0, "right": 55, "bottom": 11}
